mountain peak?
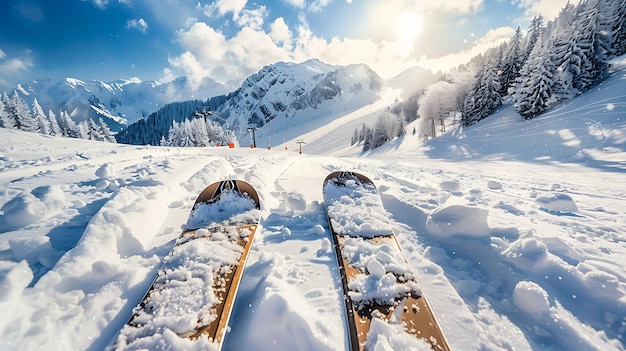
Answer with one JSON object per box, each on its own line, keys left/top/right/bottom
{"left": 65, "top": 78, "right": 86, "bottom": 88}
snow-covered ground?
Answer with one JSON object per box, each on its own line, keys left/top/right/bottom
{"left": 1, "top": 60, "right": 626, "bottom": 350}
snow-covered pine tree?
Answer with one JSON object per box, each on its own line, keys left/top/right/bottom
{"left": 351, "top": 128, "right": 358, "bottom": 146}
{"left": 58, "top": 111, "right": 80, "bottom": 138}
{"left": 512, "top": 31, "right": 558, "bottom": 119}
{"left": 9, "top": 91, "right": 36, "bottom": 132}
{"left": 401, "top": 92, "right": 419, "bottom": 123}
{"left": 524, "top": 15, "right": 544, "bottom": 60}
{"left": 77, "top": 121, "right": 90, "bottom": 140}
{"left": 48, "top": 110, "right": 62, "bottom": 136}
{"left": 570, "top": 0, "right": 608, "bottom": 91}
{"left": 499, "top": 26, "right": 525, "bottom": 96}
{"left": 594, "top": 0, "right": 617, "bottom": 57}
{"left": 98, "top": 118, "right": 116, "bottom": 142}
{"left": 609, "top": 0, "right": 626, "bottom": 56}
{"left": 32, "top": 99, "right": 51, "bottom": 135}
{"left": 0, "top": 95, "right": 12, "bottom": 129}
{"left": 88, "top": 119, "right": 104, "bottom": 141}
{"left": 462, "top": 56, "right": 501, "bottom": 126}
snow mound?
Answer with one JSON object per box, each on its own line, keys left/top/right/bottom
{"left": 96, "top": 162, "right": 116, "bottom": 179}
{"left": 0, "top": 260, "right": 33, "bottom": 302}
{"left": 426, "top": 205, "right": 490, "bottom": 237}
{"left": 0, "top": 185, "right": 65, "bottom": 232}
{"left": 439, "top": 180, "right": 461, "bottom": 193}
{"left": 513, "top": 281, "right": 550, "bottom": 318}
{"left": 535, "top": 193, "right": 578, "bottom": 213}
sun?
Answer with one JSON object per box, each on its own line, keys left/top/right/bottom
{"left": 395, "top": 11, "right": 423, "bottom": 44}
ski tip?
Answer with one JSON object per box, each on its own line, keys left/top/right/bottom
{"left": 194, "top": 180, "right": 261, "bottom": 209}
{"left": 324, "top": 171, "right": 374, "bottom": 187}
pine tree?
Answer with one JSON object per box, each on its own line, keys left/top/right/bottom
{"left": 397, "top": 115, "right": 406, "bottom": 138}
{"left": 77, "top": 121, "right": 90, "bottom": 140}
{"left": 512, "top": 33, "right": 557, "bottom": 119}
{"left": 524, "top": 15, "right": 544, "bottom": 60}
{"left": 1, "top": 92, "right": 15, "bottom": 129}
{"left": 0, "top": 96, "right": 12, "bottom": 129}
{"left": 48, "top": 110, "right": 62, "bottom": 136}
{"left": 9, "top": 91, "right": 36, "bottom": 132}
{"left": 98, "top": 118, "right": 116, "bottom": 142}
{"left": 610, "top": 0, "right": 626, "bottom": 55}
{"left": 401, "top": 92, "right": 419, "bottom": 123}
{"left": 462, "top": 56, "right": 501, "bottom": 126}
{"left": 58, "top": 111, "right": 80, "bottom": 138}
{"left": 88, "top": 119, "right": 104, "bottom": 141}
{"left": 499, "top": 26, "right": 525, "bottom": 96}
{"left": 351, "top": 128, "right": 358, "bottom": 146}
{"left": 32, "top": 99, "right": 51, "bottom": 135}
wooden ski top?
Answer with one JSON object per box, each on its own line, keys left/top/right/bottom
{"left": 324, "top": 171, "right": 450, "bottom": 351}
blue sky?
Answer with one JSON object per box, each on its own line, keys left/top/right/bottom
{"left": 0, "top": 0, "right": 570, "bottom": 91}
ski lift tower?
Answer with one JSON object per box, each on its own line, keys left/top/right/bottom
{"left": 297, "top": 139, "right": 305, "bottom": 154}
{"left": 247, "top": 127, "right": 259, "bottom": 148}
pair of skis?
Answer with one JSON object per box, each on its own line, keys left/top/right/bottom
{"left": 113, "top": 173, "right": 449, "bottom": 350}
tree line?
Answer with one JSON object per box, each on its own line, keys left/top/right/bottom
{"left": 159, "top": 116, "right": 237, "bottom": 147}
{"left": 0, "top": 91, "right": 116, "bottom": 142}
{"left": 414, "top": 0, "right": 626, "bottom": 137}
{"left": 351, "top": 107, "right": 407, "bottom": 151}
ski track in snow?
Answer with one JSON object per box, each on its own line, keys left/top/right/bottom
{"left": 1, "top": 61, "right": 626, "bottom": 350}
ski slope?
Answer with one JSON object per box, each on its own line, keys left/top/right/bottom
{"left": 1, "top": 59, "right": 626, "bottom": 350}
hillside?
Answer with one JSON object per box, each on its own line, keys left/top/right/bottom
{"left": 0, "top": 53, "right": 625, "bottom": 350}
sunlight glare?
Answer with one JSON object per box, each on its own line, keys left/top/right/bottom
{"left": 395, "top": 11, "right": 422, "bottom": 44}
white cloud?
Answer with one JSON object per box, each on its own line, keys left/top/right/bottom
{"left": 371, "top": 0, "right": 483, "bottom": 16}
{"left": 270, "top": 17, "right": 293, "bottom": 45}
{"left": 0, "top": 51, "right": 34, "bottom": 88}
{"left": 515, "top": 0, "right": 570, "bottom": 21}
{"left": 308, "top": 0, "right": 334, "bottom": 12}
{"left": 126, "top": 18, "right": 148, "bottom": 33}
{"left": 0, "top": 57, "right": 33, "bottom": 75}
{"left": 233, "top": 6, "right": 268, "bottom": 31}
{"left": 163, "top": 0, "right": 517, "bottom": 91}
{"left": 419, "top": 26, "right": 515, "bottom": 73}
{"left": 282, "top": 0, "right": 306, "bottom": 9}
{"left": 166, "top": 22, "right": 287, "bottom": 89}
{"left": 201, "top": 0, "right": 248, "bottom": 17}
{"left": 81, "top": 0, "right": 108, "bottom": 10}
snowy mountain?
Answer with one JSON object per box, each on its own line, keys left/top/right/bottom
{"left": 10, "top": 75, "right": 228, "bottom": 131}
{"left": 116, "top": 59, "right": 387, "bottom": 147}
{"left": 0, "top": 54, "right": 624, "bottom": 350}
{"left": 211, "top": 59, "right": 385, "bottom": 147}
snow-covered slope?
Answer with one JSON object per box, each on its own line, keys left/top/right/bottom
{"left": 11, "top": 76, "right": 228, "bottom": 131}
{"left": 0, "top": 58, "right": 625, "bottom": 350}
{"left": 211, "top": 59, "right": 385, "bottom": 147}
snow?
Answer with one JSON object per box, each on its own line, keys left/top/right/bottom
{"left": 116, "top": 194, "right": 260, "bottom": 351}
{"left": 323, "top": 177, "right": 394, "bottom": 237}
{"left": 1, "top": 59, "right": 626, "bottom": 351}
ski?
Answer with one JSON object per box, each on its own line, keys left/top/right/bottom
{"left": 323, "top": 171, "right": 449, "bottom": 351}
{"left": 113, "top": 180, "right": 261, "bottom": 350}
